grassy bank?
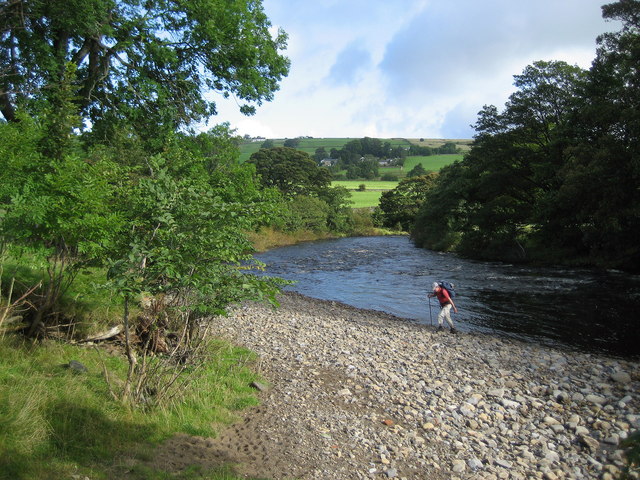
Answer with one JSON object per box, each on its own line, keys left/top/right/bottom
{"left": 247, "top": 223, "right": 401, "bottom": 253}
{"left": 0, "top": 335, "right": 265, "bottom": 480}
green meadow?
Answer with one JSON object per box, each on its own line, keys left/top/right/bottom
{"left": 239, "top": 138, "right": 467, "bottom": 208}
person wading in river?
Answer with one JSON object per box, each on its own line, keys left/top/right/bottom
{"left": 428, "top": 282, "right": 458, "bottom": 333}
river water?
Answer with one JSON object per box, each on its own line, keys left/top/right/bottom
{"left": 255, "top": 236, "right": 640, "bottom": 358}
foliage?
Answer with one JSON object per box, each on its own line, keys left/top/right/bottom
{"left": 0, "top": 0, "right": 290, "bottom": 143}
{"left": 411, "top": 59, "right": 602, "bottom": 263}
{"left": 283, "top": 195, "right": 331, "bottom": 233}
{"left": 283, "top": 137, "right": 301, "bottom": 148}
{"left": 248, "top": 147, "right": 332, "bottom": 197}
{"left": 406, "top": 163, "right": 428, "bottom": 178}
{"left": 539, "top": 0, "right": 640, "bottom": 269}
{"left": 621, "top": 430, "right": 640, "bottom": 479}
{"left": 377, "top": 174, "right": 438, "bottom": 231}
{"left": 0, "top": 104, "right": 124, "bottom": 336}
{"left": 103, "top": 148, "right": 287, "bottom": 403}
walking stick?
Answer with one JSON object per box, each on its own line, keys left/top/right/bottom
{"left": 428, "top": 296, "right": 433, "bottom": 327}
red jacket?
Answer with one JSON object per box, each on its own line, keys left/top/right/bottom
{"left": 434, "top": 286, "right": 452, "bottom": 307}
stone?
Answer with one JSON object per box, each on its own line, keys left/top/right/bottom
{"left": 575, "top": 426, "right": 589, "bottom": 436}
{"left": 468, "top": 458, "right": 484, "bottom": 470}
{"left": 452, "top": 459, "right": 466, "bottom": 473}
{"left": 544, "top": 416, "right": 560, "bottom": 426}
{"left": 488, "top": 388, "right": 505, "bottom": 398}
{"left": 67, "top": 360, "right": 88, "bottom": 373}
{"left": 579, "top": 435, "right": 600, "bottom": 452}
{"left": 585, "top": 394, "right": 606, "bottom": 405}
{"left": 610, "top": 371, "right": 631, "bottom": 384}
{"left": 250, "top": 381, "right": 269, "bottom": 392}
{"left": 495, "top": 458, "right": 513, "bottom": 469}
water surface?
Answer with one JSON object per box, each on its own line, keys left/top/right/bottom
{"left": 256, "top": 236, "right": 640, "bottom": 358}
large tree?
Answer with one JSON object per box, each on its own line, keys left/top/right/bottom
{"left": 0, "top": 0, "right": 289, "bottom": 138}
{"left": 377, "top": 174, "right": 437, "bottom": 231}
{"left": 412, "top": 61, "right": 586, "bottom": 261}
{"left": 248, "top": 146, "right": 332, "bottom": 197}
{"left": 545, "top": 0, "right": 640, "bottom": 269}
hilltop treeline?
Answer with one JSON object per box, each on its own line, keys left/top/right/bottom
{"left": 411, "top": 1, "right": 640, "bottom": 272}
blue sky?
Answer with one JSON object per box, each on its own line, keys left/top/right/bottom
{"left": 209, "top": 0, "right": 618, "bottom": 140}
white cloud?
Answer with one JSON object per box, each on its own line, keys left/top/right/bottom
{"left": 208, "top": 0, "right": 617, "bottom": 139}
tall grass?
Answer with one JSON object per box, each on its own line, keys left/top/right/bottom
{"left": 0, "top": 335, "right": 265, "bottom": 480}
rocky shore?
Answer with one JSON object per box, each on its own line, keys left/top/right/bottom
{"left": 160, "top": 292, "right": 639, "bottom": 480}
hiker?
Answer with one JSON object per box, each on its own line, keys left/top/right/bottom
{"left": 428, "top": 282, "right": 458, "bottom": 333}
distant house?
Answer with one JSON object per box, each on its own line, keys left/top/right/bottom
{"left": 378, "top": 159, "right": 394, "bottom": 166}
{"left": 320, "top": 158, "right": 336, "bottom": 167}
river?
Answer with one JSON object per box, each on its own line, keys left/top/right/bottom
{"left": 255, "top": 235, "right": 640, "bottom": 358}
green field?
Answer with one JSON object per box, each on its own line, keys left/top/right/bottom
{"left": 240, "top": 138, "right": 466, "bottom": 208}
{"left": 347, "top": 190, "right": 387, "bottom": 208}
{"left": 333, "top": 180, "right": 399, "bottom": 190}
{"left": 332, "top": 180, "right": 399, "bottom": 209}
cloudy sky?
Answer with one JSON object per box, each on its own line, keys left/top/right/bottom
{"left": 209, "top": 0, "right": 619, "bottom": 140}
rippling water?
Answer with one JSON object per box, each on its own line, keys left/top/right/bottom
{"left": 255, "top": 236, "right": 640, "bottom": 358}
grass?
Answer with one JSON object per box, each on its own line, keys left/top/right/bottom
{"left": 0, "top": 335, "right": 265, "bottom": 480}
{"left": 332, "top": 180, "right": 399, "bottom": 190}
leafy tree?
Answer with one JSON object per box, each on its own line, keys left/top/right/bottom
{"left": 314, "top": 146, "right": 328, "bottom": 162}
{"left": 412, "top": 61, "right": 585, "bottom": 261}
{"left": 105, "top": 151, "right": 286, "bottom": 403}
{"left": 260, "top": 139, "right": 275, "bottom": 149}
{"left": 283, "top": 137, "right": 300, "bottom": 148}
{"left": 248, "top": 147, "right": 332, "bottom": 196}
{"left": 318, "top": 186, "right": 353, "bottom": 233}
{"left": 283, "top": 195, "right": 330, "bottom": 233}
{"left": 542, "top": 0, "right": 640, "bottom": 269}
{"left": 378, "top": 174, "right": 438, "bottom": 231}
{"left": 411, "top": 162, "right": 466, "bottom": 251}
{"left": 0, "top": 0, "right": 290, "bottom": 142}
{"left": 407, "top": 163, "right": 428, "bottom": 177}
{"left": 178, "top": 123, "right": 242, "bottom": 173}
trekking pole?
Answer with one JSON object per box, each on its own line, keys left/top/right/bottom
{"left": 428, "top": 296, "right": 432, "bottom": 327}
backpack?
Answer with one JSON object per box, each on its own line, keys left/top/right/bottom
{"left": 438, "top": 281, "right": 456, "bottom": 298}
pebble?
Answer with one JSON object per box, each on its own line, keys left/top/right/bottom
{"left": 214, "top": 292, "right": 640, "bottom": 480}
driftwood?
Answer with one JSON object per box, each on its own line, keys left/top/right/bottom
{"left": 80, "top": 324, "right": 124, "bottom": 342}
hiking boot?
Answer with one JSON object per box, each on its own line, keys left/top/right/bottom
{"left": 450, "top": 327, "right": 458, "bottom": 334}
{"left": 437, "top": 325, "right": 444, "bottom": 332}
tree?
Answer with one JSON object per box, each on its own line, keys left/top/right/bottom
{"left": 314, "top": 146, "right": 327, "bottom": 162}
{"left": 105, "top": 152, "right": 286, "bottom": 403}
{"left": 283, "top": 138, "right": 300, "bottom": 148}
{"left": 407, "top": 163, "right": 428, "bottom": 177}
{"left": 248, "top": 147, "right": 332, "bottom": 196}
{"left": 261, "top": 139, "right": 275, "bottom": 149}
{"left": 0, "top": 0, "right": 290, "bottom": 140}
{"left": 412, "top": 61, "right": 585, "bottom": 261}
{"left": 378, "top": 174, "right": 437, "bottom": 231}
{"left": 543, "top": 0, "right": 640, "bottom": 270}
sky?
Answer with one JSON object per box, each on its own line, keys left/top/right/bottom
{"left": 207, "top": 0, "right": 619, "bottom": 140}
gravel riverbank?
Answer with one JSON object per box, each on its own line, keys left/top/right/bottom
{"left": 158, "top": 292, "right": 639, "bottom": 480}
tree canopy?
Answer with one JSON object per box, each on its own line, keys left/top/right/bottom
{"left": 248, "top": 146, "right": 332, "bottom": 197}
{"left": 411, "top": 0, "right": 640, "bottom": 271}
{"left": 0, "top": 0, "right": 290, "bottom": 139}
